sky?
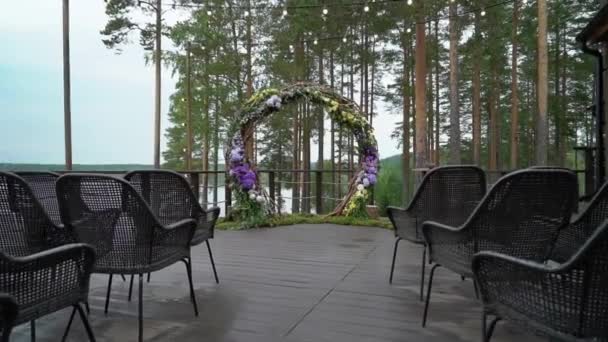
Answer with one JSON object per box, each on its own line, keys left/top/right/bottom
{"left": 0, "top": 2, "right": 401, "bottom": 165}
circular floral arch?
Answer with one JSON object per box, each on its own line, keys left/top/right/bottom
{"left": 226, "top": 82, "right": 379, "bottom": 222}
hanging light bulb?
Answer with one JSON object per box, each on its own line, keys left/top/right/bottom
{"left": 313, "top": 39, "right": 318, "bottom": 45}
{"left": 289, "top": 44, "right": 294, "bottom": 52}
{"left": 364, "top": 5, "right": 370, "bottom": 12}
{"left": 244, "top": 10, "right": 250, "bottom": 17}
{"left": 322, "top": 8, "right": 328, "bottom": 15}
{"left": 480, "top": 9, "right": 486, "bottom": 16}
{"left": 373, "top": 34, "right": 379, "bottom": 40}
{"left": 282, "top": 9, "right": 288, "bottom": 16}
{"left": 206, "top": 10, "right": 212, "bottom": 16}
{"left": 407, "top": 27, "right": 412, "bottom": 33}
{"left": 407, "top": 0, "right": 413, "bottom": 5}
{"left": 342, "top": 37, "right": 347, "bottom": 43}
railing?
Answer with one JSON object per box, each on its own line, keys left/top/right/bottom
{"left": 181, "top": 169, "right": 359, "bottom": 216}
{"left": 58, "top": 166, "right": 592, "bottom": 216}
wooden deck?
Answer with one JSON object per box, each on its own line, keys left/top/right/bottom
{"left": 10, "top": 224, "right": 542, "bottom": 341}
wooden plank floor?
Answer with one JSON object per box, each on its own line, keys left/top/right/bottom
{"left": 10, "top": 224, "right": 543, "bottom": 341}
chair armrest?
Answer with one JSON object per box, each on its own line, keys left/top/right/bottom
{"left": 472, "top": 250, "right": 584, "bottom": 325}
{"left": 387, "top": 206, "right": 419, "bottom": 240}
{"left": 200, "top": 207, "right": 221, "bottom": 238}
{"left": 155, "top": 218, "right": 197, "bottom": 248}
{"left": 0, "top": 244, "right": 96, "bottom": 306}
{"left": 422, "top": 221, "right": 470, "bottom": 264}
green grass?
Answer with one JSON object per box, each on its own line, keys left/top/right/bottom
{"left": 216, "top": 213, "right": 393, "bottom": 230}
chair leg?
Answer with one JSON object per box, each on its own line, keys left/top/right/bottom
{"left": 76, "top": 303, "right": 97, "bottom": 342}
{"left": 183, "top": 257, "right": 199, "bottom": 316}
{"left": 30, "top": 320, "right": 35, "bottom": 342}
{"left": 422, "top": 264, "right": 440, "bottom": 327}
{"left": 104, "top": 274, "right": 113, "bottom": 315}
{"left": 62, "top": 307, "right": 77, "bottom": 342}
{"left": 85, "top": 301, "right": 90, "bottom": 315}
{"left": 419, "top": 245, "right": 426, "bottom": 302}
{"left": 138, "top": 274, "right": 144, "bottom": 342}
{"left": 389, "top": 237, "right": 402, "bottom": 284}
{"left": 473, "top": 279, "right": 480, "bottom": 300}
{"left": 128, "top": 275, "right": 134, "bottom": 302}
{"left": 206, "top": 240, "right": 219, "bottom": 284}
{"left": 147, "top": 273, "right": 151, "bottom": 283}
{"left": 482, "top": 311, "right": 500, "bottom": 342}
{"left": 120, "top": 274, "right": 126, "bottom": 282}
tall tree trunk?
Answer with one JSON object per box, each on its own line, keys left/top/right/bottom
{"left": 402, "top": 34, "right": 411, "bottom": 204}
{"left": 213, "top": 75, "right": 220, "bottom": 206}
{"left": 202, "top": 48, "right": 210, "bottom": 205}
{"left": 243, "top": 0, "right": 254, "bottom": 161}
{"left": 536, "top": 0, "right": 548, "bottom": 165}
{"left": 510, "top": 0, "right": 520, "bottom": 169}
{"left": 434, "top": 19, "right": 440, "bottom": 165}
{"left": 153, "top": 0, "right": 162, "bottom": 169}
{"left": 330, "top": 50, "right": 336, "bottom": 201}
{"left": 489, "top": 64, "right": 499, "bottom": 172}
{"left": 415, "top": 3, "right": 428, "bottom": 173}
{"left": 472, "top": 12, "right": 482, "bottom": 165}
{"left": 427, "top": 21, "right": 434, "bottom": 163}
{"left": 448, "top": 2, "right": 461, "bottom": 164}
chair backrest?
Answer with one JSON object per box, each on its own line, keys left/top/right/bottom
{"left": 552, "top": 181, "right": 608, "bottom": 262}
{"left": 0, "top": 172, "right": 57, "bottom": 257}
{"left": 15, "top": 172, "right": 62, "bottom": 226}
{"left": 124, "top": 170, "right": 200, "bottom": 226}
{"left": 407, "top": 166, "right": 487, "bottom": 227}
{"left": 471, "top": 169, "right": 577, "bottom": 261}
{"left": 56, "top": 174, "right": 161, "bottom": 269}
{"left": 565, "top": 220, "right": 608, "bottom": 338}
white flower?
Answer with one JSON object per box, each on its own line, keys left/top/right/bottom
{"left": 356, "top": 184, "right": 364, "bottom": 191}
{"left": 265, "top": 95, "right": 282, "bottom": 109}
{"left": 362, "top": 178, "right": 370, "bottom": 187}
{"left": 256, "top": 196, "right": 265, "bottom": 203}
{"left": 249, "top": 193, "right": 257, "bottom": 200}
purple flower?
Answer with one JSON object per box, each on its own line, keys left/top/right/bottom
{"left": 230, "top": 151, "right": 243, "bottom": 163}
{"left": 367, "top": 174, "right": 377, "bottom": 185}
{"left": 366, "top": 167, "right": 377, "bottom": 174}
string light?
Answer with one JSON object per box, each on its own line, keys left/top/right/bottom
{"left": 342, "top": 37, "right": 347, "bottom": 43}
{"left": 406, "top": 27, "right": 411, "bottom": 33}
{"left": 206, "top": 10, "right": 212, "bottom": 16}
{"left": 363, "top": 5, "right": 370, "bottom": 12}
{"left": 244, "top": 10, "right": 250, "bottom": 17}
{"left": 282, "top": 9, "right": 288, "bottom": 16}
{"left": 407, "top": 0, "right": 413, "bottom": 5}
{"left": 322, "top": 8, "right": 328, "bottom": 15}
{"left": 313, "top": 39, "right": 318, "bottom": 45}
{"left": 480, "top": 9, "right": 486, "bottom": 16}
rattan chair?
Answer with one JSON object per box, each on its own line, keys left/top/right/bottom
{"left": 0, "top": 172, "right": 96, "bottom": 341}
{"left": 0, "top": 294, "right": 17, "bottom": 342}
{"left": 421, "top": 169, "right": 578, "bottom": 327}
{"left": 124, "top": 170, "right": 221, "bottom": 289}
{"left": 550, "top": 181, "right": 608, "bottom": 263}
{"left": 473, "top": 219, "right": 608, "bottom": 342}
{"left": 387, "top": 166, "right": 486, "bottom": 301}
{"left": 56, "top": 174, "right": 197, "bottom": 342}
{"left": 14, "top": 172, "right": 62, "bottom": 227}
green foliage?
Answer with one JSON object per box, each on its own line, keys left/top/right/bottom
{"left": 217, "top": 213, "right": 392, "bottom": 231}
{"left": 375, "top": 160, "right": 404, "bottom": 215}
{"left": 230, "top": 188, "right": 267, "bottom": 229}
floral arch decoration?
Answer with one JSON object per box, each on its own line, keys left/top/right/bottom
{"left": 226, "top": 82, "right": 379, "bottom": 221}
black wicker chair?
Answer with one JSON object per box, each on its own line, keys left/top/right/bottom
{"left": 421, "top": 169, "right": 578, "bottom": 327}
{"left": 14, "top": 172, "right": 62, "bottom": 227}
{"left": 473, "top": 219, "right": 608, "bottom": 342}
{"left": 387, "top": 166, "right": 486, "bottom": 301}
{"left": 124, "top": 170, "right": 221, "bottom": 288}
{"left": 0, "top": 294, "right": 16, "bottom": 342}
{"left": 56, "top": 174, "right": 197, "bottom": 342}
{"left": 0, "top": 172, "right": 96, "bottom": 341}
{"left": 550, "top": 181, "right": 608, "bottom": 263}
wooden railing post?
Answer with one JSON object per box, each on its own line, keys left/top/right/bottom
{"left": 190, "top": 172, "right": 200, "bottom": 202}
{"left": 315, "top": 170, "right": 323, "bottom": 214}
{"left": 276, "top": 171, "right": 282, "bottom": 215}
{"left": 268, "top": 171, "right": 276, "bottom": 210}
{"left": 225, "top": 172, "right": 232, "bottom": 217}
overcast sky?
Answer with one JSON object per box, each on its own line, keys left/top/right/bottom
{"left": 0, "top": 2, "right": 401, "bottom": 165}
